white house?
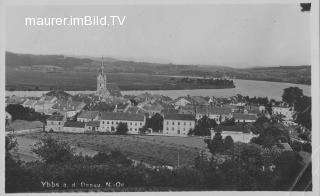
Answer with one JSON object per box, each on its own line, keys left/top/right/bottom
{"left": 45, "top": 115, "right": 65, "bottom": 132}
{"left": 272, "top": 106, "right": 295, "bottom": 121}
{"left": 85, "top": 121, "right": 100, "bottom": 132}
{"left": 99, "top": 112, "right": 146, "bottom": 134}
{"left": 163, "top": 113, "right": 195, "bottom": 136}
{"left": 22, "top": 99, "right": 38, "bottom": 109}
{"left": 77, "top": 110, "right": 100, "bottom": 122}
{"left": 195, "top": 106, "right": 233, "bottom": 124}
{"left": 173, "top": 97, "right": 192, "bottom": 107}
{"left": 211, "top": 125, "right": 257, "bottom": 143}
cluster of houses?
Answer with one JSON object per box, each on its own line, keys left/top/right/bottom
{"left": 5, "top": 59, "right": 297, "bottom": 140}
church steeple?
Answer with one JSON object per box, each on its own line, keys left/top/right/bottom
{"left": 100, "top": 56, "right": 104, "bottom": 73}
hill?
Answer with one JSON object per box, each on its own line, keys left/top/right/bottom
{"left": 5, "top": 52, "right": 311, "bottom": 91}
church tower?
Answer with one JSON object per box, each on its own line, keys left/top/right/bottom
{"left": 96, "top": 57, "right": 110, "bottom": 99}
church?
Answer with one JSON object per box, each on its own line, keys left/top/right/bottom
{"left": 96, "top": 57, "right": 122, "bottom": 101}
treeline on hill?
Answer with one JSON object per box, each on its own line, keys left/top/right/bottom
{"left": 5, "top": 52, "right": 92, "bottom": 70}
{"left": 178, "top": 77, "right": 235, "bottom": 88}
{"left": 6, "top": 52, "right": 310, "bottom": 85}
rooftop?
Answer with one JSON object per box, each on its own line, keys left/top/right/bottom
{"left": 86, "top": 121, "right": 100, "bottom": 127}
{"left": 47, "top": 115, "right": 64, "bottom": 121}
{"left": 233, "top": 113, "right": 257, "bottom": 121}
{"left": 100, "top": 112, "right": 145, "bottom": 121}
{"left": 164, "top": 113, "right": 195, "bottom": 121}
{"left": 64, "top": 121, "right": 85, "bottom": 128}
{"left": 78, "top": 110, "right": 99, "bottom": 119}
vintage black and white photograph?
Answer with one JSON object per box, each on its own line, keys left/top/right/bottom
{"left": 3, "top": 0, "right": 319, "bottom": 194}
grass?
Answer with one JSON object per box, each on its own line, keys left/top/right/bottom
{"left": 17, "top": 132, "right": 207, "bottom": 167}
{"left": 8, "top": 120, "right": 43, "bottom": 131}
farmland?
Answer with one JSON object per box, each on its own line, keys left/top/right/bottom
{"left": 15, "top": 132, "right": 207, "bottom": 166}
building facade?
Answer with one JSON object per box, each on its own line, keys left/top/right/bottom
{"left": 163, "top": 113, "right": 195, "bottom": 136}
{"left": 99, "top": 112, "right": 146, "bottom": 134}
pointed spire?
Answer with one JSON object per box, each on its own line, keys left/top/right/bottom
{"left": 101, "top": 56, "right": 104, "bottom": 73}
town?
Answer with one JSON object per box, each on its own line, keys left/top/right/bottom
{"left": 5, "top": 59, "right": 312, "bottom": 192}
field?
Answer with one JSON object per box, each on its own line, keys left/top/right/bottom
{"left": 7, "top": 120, "right": 43, "bottom": 131}
{"left": 16, "top": 132, "right": 207, "bottom": 166}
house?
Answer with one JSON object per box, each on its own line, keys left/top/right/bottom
{"left": 233, "top": 113, "right": 257, "bottom": 123}
{"left": 99, "top": 112, "right": 146, "bottom": 134}
{"left": 211, "top": 125, "right": 256, "bottom": 143}
{"left": 190, "top": 96, "right": 209, "bottom": 106}
{"left": 52, "top": 100, "right": 86, "bottom": 118}
{"left": 85, "top": 121, "right": 100, "bottom": 132}
{"left": 77, "top": 110, "right": 100, "bottom": 122}
{"left": 272, "top": 106, "right": 295, "bottom": 121}
{"left": 173, "top": 97, "right": 192, "bottom": 107}
{"left": 196, "top": 106, "right": 233, "bottom": 124}
{"left": 163, "top": 113, "right": 195, "bottom": 136}
{"left": 45, "top": 115, "right": 65, "bottom": 132}
{"left": 34, "top": 101, "right": 56, "bottom": 115}
{"left": 63, "top": 121, "right": 86, "bottom": 133}
{"left": 137, "top": 102, "right": 164, "bottom": 116}
{"left": 274, "top": 142, "right": 293, "bottom": 152}
{"left": 22, "top": 99, "right": 38, "bottom": 109}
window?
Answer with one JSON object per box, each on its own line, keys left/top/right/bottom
{"left": 172, "top": 122, "right": 175, "bottom": 125}
{"left": 135, "top": 122, "right": 137, "bottom": 126}
{"left": 112, "top": 121, "right": 114, "bottom": 124}
{"left": 107, "top": 121, "right": 109, "bottom": 124}
{"left": 166, "top": 127, "right": 169, "bottom": 130}
{"left": 184, "top": 122, "right": 186, "bottom": 125}
{"left": 172, "top": 127, "right": 174, "bottom": 131}
{"left": 140, "top": 122, "right": 142, "bottom": 126}
{"left": 178, "top": 122, "right": 180, "bottom": 125}
{"left": 102, "top": 121, "right": 105, "bottom": 124}
{"left": 166, "top": 121, "right": 169, "bottom": 125}
{"left": 130, "top": 122, "right": 132, "bottom": 125}
{"left": 177, "top": 130, "right": 180, "bottom": 134}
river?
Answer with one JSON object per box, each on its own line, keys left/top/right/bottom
{"left": 6, "top": 79, "right": 311, "bottom": 101}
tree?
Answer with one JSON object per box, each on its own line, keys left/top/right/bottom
{"left": 224, "top": 136, "right": 234, "bottom": 150}
{"left": 192, "top": 116, "right": 217, "bottom": 136}
{"left": 282, "top": 87, "right": 303, "bottom": 106}
{"left": 116, "top": 122, "right": 129, "bottom": 135}
{"left": 32, "top": 135, "right": 74, "bottom": 164}
{"left": 208, "top": 132, "right": 224, "bottom": 154}
{"left": 275, "top": 151, "right": 304, "bottom": 190}
{"left": 294, "top": 96, "right": 311, "bottom": 129}
{"left": 251, "top": 126, "right": 290, "bottom": 148}
{"left": 145, "top": 113, "right": 163, "bottom": 132}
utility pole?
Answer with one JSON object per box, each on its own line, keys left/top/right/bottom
{"left": 177, "top": 151, "right": 180, "bottom": 168}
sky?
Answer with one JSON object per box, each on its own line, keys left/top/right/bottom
{"left": 5, "top": 4, "right": 311, "bottom": 68}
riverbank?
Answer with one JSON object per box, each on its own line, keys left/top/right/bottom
{"left": 6, "top": 79, "right": 311, "bottom": 101}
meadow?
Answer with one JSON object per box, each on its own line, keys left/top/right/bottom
{"left": 16, "top": 132, "right": 207, "bottom": 166}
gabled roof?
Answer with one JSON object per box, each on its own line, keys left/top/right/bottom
{"left": 197, "top": 106, "right": 232, "bottom": 115}
{"left": 86, "top": 121, "right": 100, "bottom": 127}
{"left": 164, "top": 113, "right": 195, "bottom": 121}
{"left": 233, "top": 113, "right": 257, "bottom": 120}
{"left": 215, "top": 125, "right": 250, "bottom": 133}
{"left": 23, "top": 99, "right": 37, "bottom": 106}
{"left": 100, "top": 112, "right": 144, "bottom": 121}
{"left": 64, "top": 121, "right": 85, "bottom": 128}
{"left": 47, "top": 115, "right": 64, "bottom": 121}
{"left": 52, "top": 100, "right": 86, "bottom": 111}
{"left": 78, "top": 110, "right": 99, "bottom": 119}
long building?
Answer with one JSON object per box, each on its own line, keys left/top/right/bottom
{"left": 99, "top": 112, "right": 146, "bottom": 134}
{"left": 163, "top": 113, "right": 195, "bottom": 136}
